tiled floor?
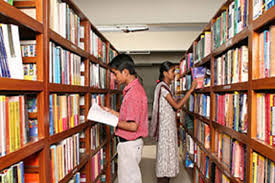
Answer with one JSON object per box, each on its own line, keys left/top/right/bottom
{"left": 114, "top": 138, "right": 193, "bottom": 183}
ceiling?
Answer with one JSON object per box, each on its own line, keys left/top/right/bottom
{"left": 74, "top": 0, "right": 224, "bottom": 52}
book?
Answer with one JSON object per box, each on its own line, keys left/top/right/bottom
{"left": 87, "top": 102, "right": 118, "bottom": 127}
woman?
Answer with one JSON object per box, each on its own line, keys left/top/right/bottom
{"left": 150, "top": 61, "right": 197, "bottom": 183}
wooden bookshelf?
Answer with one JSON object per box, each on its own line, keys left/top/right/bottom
{"left": 212, "top": 28, "right": 249, "bottom": 57}
{"left": 177, "top": 0, "right": 275, "bottom": 183}
{"left": 0, "top": 1, "right": 43, "bottom": 32}
{"left": 0, "top": 0, "right": 121, "bottom": 182}
{"left": 194, "top": 54, "right": 211, "bottom": 67}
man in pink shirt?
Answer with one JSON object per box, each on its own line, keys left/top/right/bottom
{"left": 104, "top": 54, "right": 148, "bottom": 183}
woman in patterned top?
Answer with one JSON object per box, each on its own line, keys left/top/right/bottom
{"left": 150, "top": 61, "right": 197, "bottom": 183}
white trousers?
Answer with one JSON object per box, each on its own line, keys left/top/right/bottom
{"left": 117, "top": 138, "right": 143, "bottom": 183}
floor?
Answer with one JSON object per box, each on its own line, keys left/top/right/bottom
{"left": 114, "top": 137, "right": 193, "bottom": 183}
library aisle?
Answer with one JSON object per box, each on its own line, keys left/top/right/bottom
{"left": 114, "top": 137, "right": 193, "bottom": 183}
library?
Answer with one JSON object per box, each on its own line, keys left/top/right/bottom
{"left": 0, "top": 0, "right": 274, "bottom": 183}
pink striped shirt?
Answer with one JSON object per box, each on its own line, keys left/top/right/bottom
{"left": 115, "top": 79, "right": 148, "bottom": 140}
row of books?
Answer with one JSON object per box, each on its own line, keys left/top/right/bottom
{"left": 252, "top": 151, "right": 275, "bottom": 183}
{"left": 186, "top": 94, "right": 195, "bottom": 112}
{"left": 110, "top": 73, "right": 118, "bottom": 90}
{"left": 49, "top": 94, "right": 80, "bottom": 135}
{"left": 210, "top": 163, "right": 230, "bottom": 183}
{"left": 23, "top": 64, "right": 37, "bottom": 81}
{"left": 89, "top": 29, "right": 107, "bottom": 63}
{"left": 253, "top": 0, "right": 275, "bottom": 20}
{"left": 20, "top": 40, "right": 36, "bottom": 57}
{"left": 90, "top": 63, "right": 107, "bottom": 89}
{"left": 193, "top": 32, "right": 211, "bottom": 64}
{"left": 256, "top": 26, "right": 275, "bottom": 79}
{"left": 0, "top": 24, "right": 24, "bottom": 79}
{"left": 50, "top": 133, "right": 80, "bottom": 183}
{"left": 49, "top": 0, "right": 81, "bottom": 47}
{"left": 0, "top": 95, "right": 34, "bottom": 157}
{"left": 179, "top": 53, "right": 193, "bottom": 75}
{"left": 194, "top": 94, "right": 210, "bottom": 119}
{"left": 196, "top": 120, "right": 210, "bottom": 149}
{"left": 91, "top": 148, "right": 105, "bottom": 182}
{"left": 91, "top": 94, "right": 105, "bottom": 107}
{"left": 177, "top": 75, "right": 192, "bottom": 92}
{"left": 183, "top": 112, "right": 194, "bottom": 131}
{"left": 0, "top": 161, "right": 24, "bottom": 182}
{"left": 256, "top": 93, "right": 275, "bottom": 146}
{"left": 91, "top": 124, "right": 106, "bottom": 151}
{"left": 194, "top": 144, "right": 210, "bottom": 179}
{"left": 110, "top": 94, "right": 118, "bottom": 111}
{"left": 214, "top": 45, "right": 248, "bottom": 85}
{"left": 214, "top": 130, "right": 246, "bottom": 181}
{"left": 212, "top": 0, "right": 248, "bottom": 49}
{"left": 49, "top": 42, "right": 82, "bottom": 85}
{"left": 215, "top": 92, "right": 248, "bottom": 133}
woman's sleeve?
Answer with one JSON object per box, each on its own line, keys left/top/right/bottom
{"left": 161, "top": 87, "right": 170, "bottom": 98}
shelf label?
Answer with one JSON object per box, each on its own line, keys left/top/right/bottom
{"left": 72, "top": 168, "right": 77, "bottom": 174}
{"left": 223, "top": 85, "right": 231, "bottom": 89}
{"left": 71, "top": 44, "right": 77, "bottom": 50}
{"left": 226, "top": 39, "right": 232, "bottom": 47}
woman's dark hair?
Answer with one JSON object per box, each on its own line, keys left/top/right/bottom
{"left": 108, "top": 54, "right": 136, "bottom": 75}
{"left": 159, "top": 61, "right": 176, "bottom": 81}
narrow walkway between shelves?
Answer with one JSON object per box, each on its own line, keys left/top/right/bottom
{"left": 115, "top": 137, "right": 193, "bottom": 183}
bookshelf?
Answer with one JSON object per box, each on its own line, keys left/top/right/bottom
{"left": 0, "top": 0, "right": 120, "bottom": 182}
{"left": 177, "top": 0, "right": 275, "bottom": 182}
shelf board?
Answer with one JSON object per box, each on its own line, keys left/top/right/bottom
{"left": 250, "top": 138, "right": 275, "bottom": 162}
{"left": 13, "top": 1, "right": 36, "bottom": 8}
{"left": 0, "top": 1, "right": 43, "bottom": 33}
{"left": 252, "top": 5, "right": 275, "bottom": 31}
{"left": 210, "top": 154, "right": 242, "bottom": 183}
{"left": 49, "top": 123, "right": 88, "bottom": 145}
{"left": 49, "top": 29, "right": 88, "bottom": 58}
{"left": 0, "top": 78, "right": 43, "bottom": 91}
{"left": 213, "top": 82, "right": 248, "bottom": 92}
{"left": 22, "top": 57, "right": 36, "bottom": 64}
{"left": 111, "top": 152, "right": 118, "bottom": 161}
{"left": 28, "top": 112, "right": 38, "bottom": 119}
{"left": 109, "top": 90, "right": 122, "bottom": 94}
{"left": 91, "top": 138, "right": 108, "bottom": 158}
{"left": 0, "top": 139, "right": 45, "bottom": 170}
{"left": 89, "top": 55, "right": 109, "bottom": 69}
{"left": 252, "top": 77, "right": 275, "bottom": 90}
{"left": 88, "top": 88, "right": 109, "bottom": 94}
{"left": 182, "top": 108, "right": 210, "bottom": 125}
{"left": 59, "top": 154, "right": 89, "bottom": 183}
{"left": 49, "top": 83, "right": 88, "bottom": 93}
{"left": 212, "top": 121, "right": 249, "bottom": 145}
{"left": 194, "top": 54, "right": 211, "bottom": 67}
{"left": 212, "top": 28, "right": 249, "bottom": 57}
{"left": 194, "top": 86, "right": 211, "bottom": 93}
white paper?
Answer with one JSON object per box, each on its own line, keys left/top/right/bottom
{"left": 87, "top": 103, "right": 118, "bottom": 127}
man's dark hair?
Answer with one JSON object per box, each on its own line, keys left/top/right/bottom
{"left": 108, "top": 54, "right": 136, "bottom": 75}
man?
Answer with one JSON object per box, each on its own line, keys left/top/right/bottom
{"left": 104, "top": 54, "right": 148, "bottom": 183}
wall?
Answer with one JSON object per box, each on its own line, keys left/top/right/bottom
{"left": 103, "top": 30, "right": 200, "bottom": 51}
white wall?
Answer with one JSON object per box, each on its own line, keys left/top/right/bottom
{"left": 103, "top": 30, "right": 201, "bottom": 51}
